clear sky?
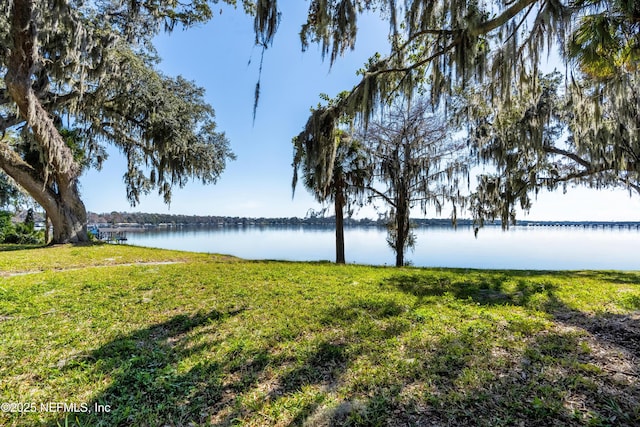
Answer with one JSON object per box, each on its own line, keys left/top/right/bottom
{"left": 79, "top": 3, "right": 640, "bottom": 221}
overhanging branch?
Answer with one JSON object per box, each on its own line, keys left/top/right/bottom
{"left": 470, "top": 0, "right": 539, "bottom": 37}
{"left": 366, "top": 185, "right": 395, "bottom": 207}
{"left": 543, "top": 144, "right": 592, "bottom": 168}
{"left": 0, "top": 140, "right": 57, "bottom": 207}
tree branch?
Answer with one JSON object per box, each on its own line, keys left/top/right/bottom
{"left": 0, "top": 139, "right": 57, "bottom": 208}
{"left": 5, "top": 0, "right": 81, "bottom": 179}
{"left": 398, "top": 0, "right": 539, "bottom": 52}
{"left": 470, "top": 0, "right": 539, "bottom": 37}
{"left": 366, "top": 185, "right": 396, "bottom": 208}
{"left": 0, "top": 88, "right": 11, "bottom": 105}
{"left": 41, "top": 89, "right": 82, "bottom": 109}
{"left": 0, "top": 114, "right": 23, "bottom": 133}
{"left": 623, "top": 178, "right": 640, "bottom": 195}
{"left": 543, "top": 144, "right": 592, "bottom": 169}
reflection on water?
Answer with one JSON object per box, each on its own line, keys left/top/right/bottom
{"left": 125, "top": 225, "right": 640, "bottom": 270}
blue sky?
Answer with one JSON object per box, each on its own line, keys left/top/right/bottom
{"left": 79, "top": 3, "right": 640, "bottom": 221}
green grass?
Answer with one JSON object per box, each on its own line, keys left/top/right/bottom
{"left": 1, "top": 244, "right": 639, "bottom": 426}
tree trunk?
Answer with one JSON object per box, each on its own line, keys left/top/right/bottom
{"left": 334, "top": 186, "right": 346, "bottom": 264}
{"left": 395, "top": 247, "right": 404, "bottom": 267}
{"left": 395, "top": 213, "right": 406, "bottom": 267}
{"left": 3, "top": 0, "right": 89, "bottom": 244}
{"left": 47, "top": 178, "right": 89, "bottom": 244}
{"left": 394, "top": 196, "right": 409, "bottom": 267}
{"left": 0, "top": 146, "right": 88, "bottom": 243}
{"left": 44, "top": 212, "right": 50, "bottom": 244}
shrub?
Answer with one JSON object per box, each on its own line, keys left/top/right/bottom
{"left": 0, "top": 210, "right": 13, "bottom": 241}
{"left": 0, "top": 210, "right": 43, "bottom": 244}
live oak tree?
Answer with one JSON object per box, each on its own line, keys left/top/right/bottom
{"left": 0, "top": 0, "right": 279, "bottom": 243}
{"left": 459, "top": 74, "right": 565, "bottom": 227}
{"left": 563, "top": 0, "right": 640, "bottom": 196}
{"left": 360, "top": 99, "right": 467, "bottom": 267}
{"left": 0, "top": 132, "right": 45, "bottom": 223}
{"left": 292, "top": 94, "right": 370, "bottom": 264}
{"left": 461, "top": 69, "right": 640, "bottom": 228}
{"left": 294, "top": 0, "right": 638, "bottom": 130}
{"left": 460, "top": 0, "right": 640, "bottom": 227}
{"left": 290, "top": 0, "right": 639, "bottom": 222}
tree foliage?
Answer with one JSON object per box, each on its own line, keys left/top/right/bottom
{"left": 286, "top": 0, "right": 640, "bottom": 222}
{"left": 460, "top": 68, "right": 640, "bottom": 228}
{"left": 0, "top": 0, "right": 281, "bottom": 243}
{"left": 360, "top": 99, "right": 467, "bottom": 266}
{"left": 458, "top": 73, "right": 565, "bottom": 228}
{"left": 3, "top": 0, "right": 635, "bottom": 245}
{"left": 0, "top": 133, "right": 36, "bottom": 212}
{"left": 567, "top": 0, "right": 639, "bottom": 80}
{"left": 292, "top": 93, "right": 370, "bottom": 263}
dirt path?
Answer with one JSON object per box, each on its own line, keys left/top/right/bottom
{"left": 0, "top": 261, "right": 184, "bottom": 277}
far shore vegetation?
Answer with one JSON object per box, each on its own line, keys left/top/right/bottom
{"left": 85, "top": 212, "right": 640, "bottom": 229}
{"left": 1, "top": 244, "right": 638, "bottom": 426}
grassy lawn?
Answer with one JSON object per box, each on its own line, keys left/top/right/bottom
{"left": 1, "top": 244, "right": 639, "bottom": 426}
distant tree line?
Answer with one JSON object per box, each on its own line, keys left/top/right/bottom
{"left": 89, "top": 211, "right": 640, "bottom": 231}
{"left": 87, "top": 212, "right": 478, "bottom": 228}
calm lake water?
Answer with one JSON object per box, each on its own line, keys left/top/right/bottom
{"left": 124, "top": 225, "right": 639, "bottom": 270}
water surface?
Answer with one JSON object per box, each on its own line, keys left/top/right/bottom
{"left": 125, "top": 225, "right": 640, "bottom": 270}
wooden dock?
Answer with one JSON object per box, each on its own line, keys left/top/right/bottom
{"left": 521, "top": 221, "right": 640, "bottom": 229}
{"left": 89, "top": 227, "right": 129, "bottom": 243}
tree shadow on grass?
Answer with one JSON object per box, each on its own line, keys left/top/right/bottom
{"left": 51, "top": 296, "right": 404, "bottom": 427}
{"left": 287, "top": 322, "right": 636, "bottom": 426}
{"left": 396, "top": 328, "right": 638, "bottom": 426}
{"left": 0, "top": 243, "right": 47, "bottom": 252}
{"left": 549, "top": 295, "right": 640, "bottom": 359}
{"left": 373, "top": 270, "right": 640, "bottom": 426}
{"left": 385, "top": 270, "right": 640, "bottom": 359}
{"left": 214, "top": 297, "right": 412, "bottom": 426}
{"left": 301, "top": 313, "right": 639, "bottom": 426}
{"left": 208, "top": 341, "right": 348, "bottom": 426}
{"left": 524, "top": 269, "right": 640, "bottom": 287}
{"left": 49, "top": 269, "right": 639, "bottom": 426}
{"left": 587, "top": 271, "right": 640, "bottom": 286}
{"left": 276, "top": 341, "right": 351, "bottom": 427}
{"left": 382, "top": 271, "right": 559, "bottom": 306}
{"left": 53, "top": 308, "right": 250, "bottom": 426}
{"left": 505, "top": 328, "right": 638, "bottom": 426}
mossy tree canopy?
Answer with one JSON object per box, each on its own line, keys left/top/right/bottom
{"left": 0, "top": 0, "right": 281, "bottom": 242}
{"left": 290, "top": 0, "right": 639, "bottom": 223}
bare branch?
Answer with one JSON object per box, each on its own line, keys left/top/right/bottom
{"left": 543, "top": 144, "right": 592, "bottom": 169}
{"left": 470, "top": 0, "right": 539, "bottom": 37}
{"left": 366, "top": 185, "right": 396, "bottom": 207}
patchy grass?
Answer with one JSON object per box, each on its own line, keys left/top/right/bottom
{"left": 0, "top": 243, "right": 213, "bottom": 275}
{"left": 0, "top": 245, "right": 638, "bottom": 426}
